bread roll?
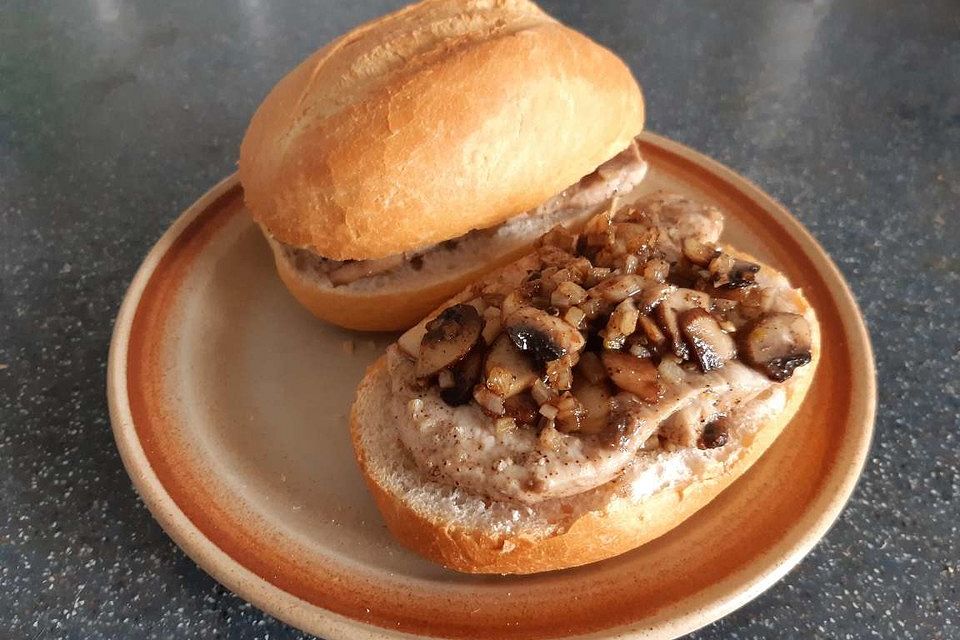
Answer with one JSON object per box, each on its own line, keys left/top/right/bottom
{"left": 261, "top": 143, "right": 648, "bottom": 331}
{"left": 349, "top": 248, "right": 819, "bottom": 573}
{"left": 239, "top": 0, "right": 644, "bottom": 262}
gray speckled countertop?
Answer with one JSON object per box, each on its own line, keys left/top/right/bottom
{"left": 1, "top": 0, "right": 957, "bottom": 638}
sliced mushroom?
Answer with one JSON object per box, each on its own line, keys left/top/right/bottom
{"left": 654, "top": 289, "right": 711, "bottom": 360}
{"left": 742, "top": 312, "right": 813, "bottom": 381}
{"left": 414, "top": 304, "right": 483, "bottom": 378}
{"left": 571, "top": 377, "right": 613, "bottom": 434}
{"left": 483, "top": 334, "right": 539, "bottom": 398}
{"left": 505, "top": 307, "right": 586, "bottom": 363}
{"left": 726, "top": 260, "right": 761, "bottom": 288}
{"left": 678, "top": 308, "right": 737, "bottom": 372}
{"left": 697, "top": 418, "right": 731, "bottom": 449}
{"left": 439, "top": 344, "right": 485, "bottom": 406}
{"left": 682, "top": 237, "right": 721, "bottom": 267}
{"left": 711, "top": 255, "right": 761, "bottom": 289}
{"left": 401, "top": 298, "right": 486, "bottom": 358}
{"left": 437, "top": 370, "right": 456, "bottom": 389}
{"left": 601, "top": 351, "right": 663, "bottom": 403}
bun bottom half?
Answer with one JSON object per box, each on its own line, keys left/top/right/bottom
{"left": 350, "top": 287, "right": 819, "bottom": 574}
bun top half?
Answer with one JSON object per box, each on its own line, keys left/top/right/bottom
{"left": 239, "top": 0, "right": 645, "bottom": 261}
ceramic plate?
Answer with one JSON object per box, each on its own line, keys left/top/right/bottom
{"left": 108, "top": 132, "right": 875, "bottom": 639}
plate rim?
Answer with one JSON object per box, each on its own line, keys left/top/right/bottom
{"left": 107, "top": 131, "right": 876, "bottom": 640}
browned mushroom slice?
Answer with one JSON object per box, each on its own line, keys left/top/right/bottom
{"left": 601, "top": 351, "right": 663, "bottom": 403}
{"left": 571, "top": 377, "right": 613, "bottom": 434}
{"left": 697, "top": 417, "right": 731, "bottom": 449}
{"left": 682, "top": 237, "right": 721, "bottom": 267}
{"left": 654, "top": 289, "right": 711, "bottom": 360}
{"left": 414, "top": 304, "right": 483, "bottom": 378}
{"left": 483, "top": 334, "right": 538, "bottom": 398}
{"left": 439, "top": 344, "right": 485, "bottom": 407}
{"left": 726, "top": 260, "right": 761, "bottom": 288}
{"left": 678, "top": 308, "right": 737, "bottom": 372}
{"left": 742, "top": 312, "right": 813, "bottom": 381}
{"left": 505, "top": 307, "right": 585, "bottom": 363}
{"left": 711, "top": 255, "right": 761, "bottom": 289}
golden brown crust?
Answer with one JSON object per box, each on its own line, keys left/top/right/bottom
{"left": 239, "top": 0, "right": 644, "bottom": 261}
{"left": 349, "top": 249, "right": 820, "bottom": 573}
